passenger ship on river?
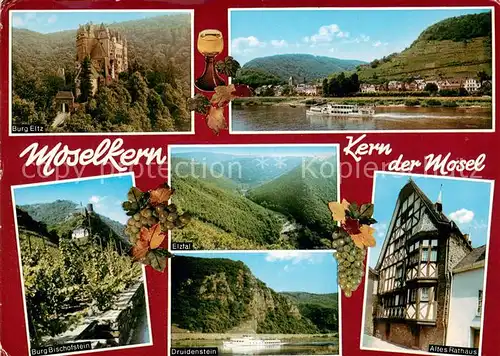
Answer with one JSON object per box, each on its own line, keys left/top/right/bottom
{"left": 222, "top": 335, "right": 284, "bottom": 348}
{"left": 306, "top": 103, "right": 375, "bottom": 117}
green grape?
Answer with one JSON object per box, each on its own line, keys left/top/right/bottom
{"left": 353, "top": 260, "right": 363, "bottom": 268}
{"left": 347, "top": 255, "right": 355, "bottom": 263}
{"left": 134, "top": 221, "right": 142, "bottom": 228}
{"left": 140, "top": 217, "right": 149, "bottom": 225}
{"left": 127, "top": 218, "right": 135, "bottom": 226}
{"left": 343, "top": 244, "right": 352, "bottom": 252}
{"left": 148, "top": 217, "right": 158, "bottom": 225}
{"left": 131, "top": 226, "right": 140, "bottom": 234}
{"left": 165, "top": 221, "right": 175, "bottom": 230}
{"left": 338, "top": 238, "right": 345, "bottom": 246}
{"left": 167, "top": 204, "right": 178, "bottom": 213}
{"left": 342, "top": 260, "right": 351, "bottom": 268}
{"left": 167, "top": 213, "right": 178, "bottom": 222}
{"left": 159, "top": 215, "right": 167, "bottom": 223}
{"left": 133, "top": 213, "right": 141, "bottom": 221}
{"left": 332, "top": 240, "right": 339, "bottom": 249}
{"left": 179, "top": 213, "right": 191, "bottom": 224}
{"left": 155, "top": 206, "right": 164, "bottom": 213}
{"left": 337, "top": 245, "right": 344, "bottom": 253}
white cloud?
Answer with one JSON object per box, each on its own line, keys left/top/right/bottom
{"left": 47, "top": 15, "right": 57, "bottom": 24}
{"left": 271, "top": 39, "right": 288, "bottom": 48}
{"left": 12, "top": 16, "right": 25, "bottom": 27}
{"left": 373, "top": 41, "right": 389, "bottom": 47}
{"left": 89, "top": 195, "right": 107, "bottom": 208}
{"left": 265, "top": 251, "right": 321, "bottom": 264}
{"left": 450, "top": 209, "right": 475, "bottom": 224}
{"left": 232, "top": 36, "right": 266, "bottom": 54}
{"left": 373, "top": 222, "right": 388, "bottom": 238}
{"left": 360, "top": 34, "right": 370, "bottom": 42}
{"left": 306, "top": 24, "right": 345, "bottom": 43}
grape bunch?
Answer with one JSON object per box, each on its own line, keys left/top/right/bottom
{"left": 332, "top": 231, "right": 367, "bottom": 297}
{"left": 122, "top": 186, "right": 191, "bottom": 245}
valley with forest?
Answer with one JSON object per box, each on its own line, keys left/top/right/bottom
{"left": 170, "top": 151, "right": 338, "bottom": 250}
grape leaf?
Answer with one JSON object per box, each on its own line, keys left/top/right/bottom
{"left": 216, "top": 56, "right": 241, "bottom": 77}
{"left": 187, "top": 94, "right": 211, "bottom": 114}
{"left": 150, "top": 186, "right": 174, "bottom": 206}
{"left": 206, "top": 106, "right": 227, "bottom": 134}
{"left": 350, "top": 224, "right": 376, "bottom": 249}
{"left": 131, "top": 224, "right": 166, "bottom": 261}
{"left": 145, "top": 250, "right": 167, "bottom": 272}
{"left": 359, "top": 203, "right": 374, "bottom": 219}
{"left": 211, "top": 84, "right": 236, "bottom": 107}
{"left": 328, "top": 199, "right": 350, "bottom": 223}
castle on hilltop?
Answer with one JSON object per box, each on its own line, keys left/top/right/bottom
{"left": 75, "top": 22, "right": 128, "bottom": 96}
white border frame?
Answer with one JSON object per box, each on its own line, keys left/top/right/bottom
{"left": 11, "top": 172, "right": 154, "bottom": 356}
{"left": 359, "top": 171, "right": 495, "bottom": 355}
{"left": 8, "top": 9, "right": 195, "bottom": 136}
{"left": 227, "top": 7, "right": 495, "bottom": 134}
{"left": 167, "top": 250, "right": 343, "bottom": 356}
{"left": 167, "top": 143, "right": 341, "bottom": 252}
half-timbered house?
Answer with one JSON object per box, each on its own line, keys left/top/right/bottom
{"left": 372, "top": 179, "right": 472, "bottom": 350}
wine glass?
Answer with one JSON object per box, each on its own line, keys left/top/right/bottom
{"left": 195, "top": 29, "right": 226, "bottom": 92}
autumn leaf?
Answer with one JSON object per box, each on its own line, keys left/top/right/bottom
{"left": 149, "top": 186, "right": 174, "bottom": 206}
{"left": 145, "top": 250, "right": 167, "bottom": 272}
{"left": 350, "top": 224, "right": 376, "bottom": 249}
{"left": 359, "top": 203, "right": 374, "bottom": 218}
{"left": 211, "top": 84, "right": 236, "bottom": 107}
{"left": 328, "top": 199, "right": 350, "bottom": 223}
{"left": 206, "top": 106, "right": 227, "bottom": 134}
{"left": 131, "top": 224, "right": 166, "bottom": 261}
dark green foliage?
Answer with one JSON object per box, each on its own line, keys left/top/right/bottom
{"left": 234, "top": 68, "right": 285, "bottom": 89}
{"left": 241, "top": 54, "right": 364, "bottom": 82}
{"left": 172, "top": 175, "right": 282, "bottom": 247}
{"left": 405, "top": 99, "right": 420, "bottom": 106}
{"left": 78, "top": 56, "right": 93, "bottom": 102}
{"left": 423, "top": 99, "right": 442, "bottom": 107}
{"left": 18, "top": 209, "right": 140, "bottom": 346}
{"left": 416, "top": 12, "right": 491, "bottom": 42}
{"left": 424, "top": 83, "right": 439, "bottom": 93}
{"left": 20, "top": 200, "right": 79, "bottom": 227}
{"left": 323, "top": 72, "right": 360, "bottom": 97}
{"left": 171, "top": 256, "right": 321, "bottom": 334}
{"left": 247, "top": 157, "right": 338, "bottom": 249}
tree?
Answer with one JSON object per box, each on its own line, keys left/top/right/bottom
{"left": 79, "top": 56, "right": 93, "bottom": 103}
{"left": 477, "top": 70, "right": 491, "bottom": 85}
{"left": 12, "top": 95, "right": 43, "bottom": 125}
{"left": 424, "top": 82, "right": 439, "bottom": 94}
{"left": 322, "top": 78, "right": 329, "bottom": 97}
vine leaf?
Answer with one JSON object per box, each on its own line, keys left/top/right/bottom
{"left": 150, "top": 187, "right": 174, "bottom": 206}
{"left": 328, "top": 199, "right": 350, "bottom": 223}
{"left": 359, "top": 203, "right": 374, "bottom": 218}
{"left": 350, "top": 225, "right": 376, "bottom": 249}
{"left": 132, "top": 224, "right": 166, "bottom": 261}
{"left": 211, "top": 84, "right": 236, "bottom": 107}
{"left": 206, "top": 106, "right": 226, "bottom": 134}
{"left": 145, "top": 250, "right": 167, "bottom": 272}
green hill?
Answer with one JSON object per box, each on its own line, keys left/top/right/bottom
{"left": 19, "top": 200, "right": 128, "bottom": 247}
{"left": 171, "top": 255, "right": 334, "bottom": 334}
{"left": 281, "top": 292, "right": 339, "bottom": 334}
{"left": 357, "top": 12, "right": 492, "bottom": 82}
{"left": 171, "top": 175, "right": 284, "bottom": 249}
{"left": 12, "top": 14, "right": 191, "bottom": 90}
{"left": 247, "top": 157, "right": 338, "bottom": 249}
{"left": 239, "top": 54, "right": 365, "bottom": 83}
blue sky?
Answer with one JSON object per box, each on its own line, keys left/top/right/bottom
{"left": 230, "top": 8, "right": 491, "bottom": 64}
{"left": 369, "top": 173, "right": 493, "bottom": 267}
{"left": 175, "top": 252, "right": 338, "bottom": 294}
{"left": 171, "top": 145, "right": 338, "bottom": 158}
{"left": 11, "top": 11, "right": 189, "bottom": 33}
{"left": 13, "top": 174, "right": 133, "bottom": 224}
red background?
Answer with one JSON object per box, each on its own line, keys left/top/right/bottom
{"left": 1, "top": 0, "right": 499, "bottom": 355}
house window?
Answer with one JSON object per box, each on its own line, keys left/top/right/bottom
{"left": 421, "top": 287, "right": 430, "bottom": 302}
{"left": 477, "top": 290, "right": 483, "bottom": 316}
{"left": 422, "top": 249, "right": 429, "bottom": 262}
{"left": 430, "top": 250, "right": 438, "bottom": 262}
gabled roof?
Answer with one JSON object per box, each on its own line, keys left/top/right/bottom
{"left": 375, "top": 179, "right": 467, "bottom": 271}
{"left": 453, "top": 245, "right": 486, "bottom": 273}
{"left": 55, "top": 91, "right": 74, "bottom": 99}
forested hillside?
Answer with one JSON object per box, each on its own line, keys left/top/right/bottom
{"left": 171, "top": 154, "right": 337, "bottom": 250}
{"left": 238, "top": 54, "right": 364, "bottom": 83}
{"left": 356, "top": 12, "right": 492, "bottom": 82}
{"left": 247, "top": 157, "right": 338, "bottom": 249}
{"left": 171, "top": 256, "right": 336, "bottom": 334}
{"left": 12, "top": 14, "right": 192, "bottom": 132}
